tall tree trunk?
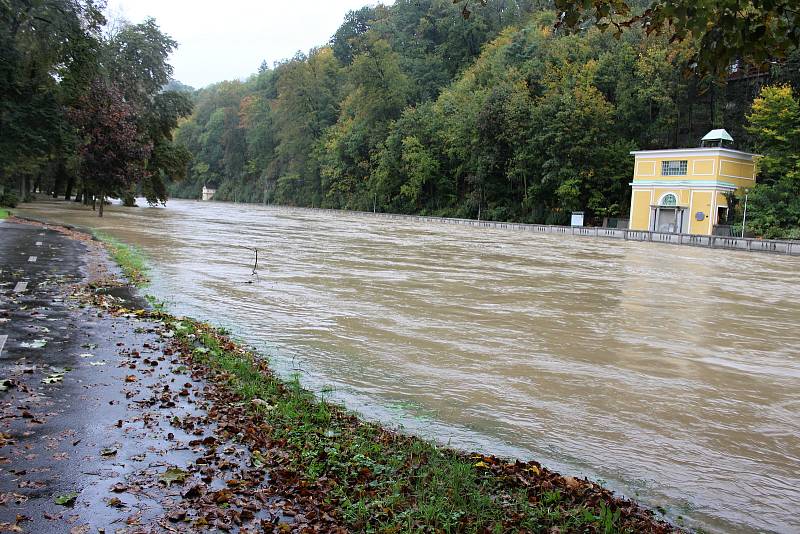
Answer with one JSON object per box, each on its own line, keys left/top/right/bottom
{"left": 92, "top": 195, "right": 96, "bottom": 211}
{"left": 53, "top": 161, "right": 66, "bottom": 198}
{"left": 64, "top": 177, "right": 74, "bottom": 201}
{"left": 98, "top": 190, "right": 105, "bottom": 217}
{"left": 710, "top": 83, "right": 716, "bottom": 127}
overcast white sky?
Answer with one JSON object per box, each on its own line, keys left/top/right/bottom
{"left": 105, "top": 0, "right": 383, "bottom": 89}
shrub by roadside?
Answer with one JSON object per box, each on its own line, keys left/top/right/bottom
{"left": 0, "top": 191, "right": 18, "bottom": 209}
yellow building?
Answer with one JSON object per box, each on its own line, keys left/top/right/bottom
{"left": 628, "top": 130, "right": 757, "bottom": 235}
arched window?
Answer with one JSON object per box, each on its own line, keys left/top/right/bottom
{"left": 660, "top": 193, "right": 678, "bottom": 206}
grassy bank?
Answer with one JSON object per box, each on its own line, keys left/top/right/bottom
{"left": 0, "top": 208, "right": 9, "bottom": 219}
{"left": 156, "top": 317, "right": 673, "bottom": 533}
{"left": 92, "top": 231, "right": 149, "bottom": 287}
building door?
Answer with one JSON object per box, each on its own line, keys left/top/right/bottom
{"left": 717, "top": 206, "right": 728, "bottom": 225}
{"left": 651, "top": 192, "right": 685, "bottom": 233}
{"left": 656, "top": 208, "right": 677, "bottom": 232}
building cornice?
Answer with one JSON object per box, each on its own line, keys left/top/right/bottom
{"left": 629, "top": 147, "right": 758, "bottom": 160}
{"left": 630, "top": 179, "right": 739, "bottom": 190}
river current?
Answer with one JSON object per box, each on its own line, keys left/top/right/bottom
{"left": 16, "top": 199, "right": 800, "bottom": 533}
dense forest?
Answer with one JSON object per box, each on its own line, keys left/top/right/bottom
{"left": 1, "top": 0, "right": 192, "bottom": 215}
{"left": 170, "top": 0, "right": 799, "bottom": 233}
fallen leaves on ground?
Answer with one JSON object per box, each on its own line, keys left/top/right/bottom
{"left": 41, "top": 369, "right": 67, "bottom": 384}
{"left": 53, "top": 492, "right": 78, "bottom": 506}
{"left": 106, "top": 497, "right": 125, "bottom": 508}
{"left": 159, "top": 467, "right": 188, "bottom": 486}
{"left": 20, "top": 340, "right": 47, "bottom": 349}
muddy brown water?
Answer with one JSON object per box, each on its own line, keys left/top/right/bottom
{"left": 15, "top": 199, "right": 800, "bottom": 533}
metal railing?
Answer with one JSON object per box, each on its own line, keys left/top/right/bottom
{"left": 286, "top": 207, "right": 800, "bottom": 256}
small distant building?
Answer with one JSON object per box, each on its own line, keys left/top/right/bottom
{"left": 628, "top": 129, "right": 758, "bottom": 235}
{"left": 201, "top": 185, "right": 216, "bottom": 201}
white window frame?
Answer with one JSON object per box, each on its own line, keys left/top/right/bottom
{"left": 662, "top": 160, "right": 688, "bottom": 176}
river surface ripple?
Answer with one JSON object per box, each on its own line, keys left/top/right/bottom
{"left": 16, "top": 199, "right": 800, "bottom": 533}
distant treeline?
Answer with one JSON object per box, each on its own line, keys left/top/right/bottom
{"left": 170, "top": 0, "right": 797, "bottom": 227}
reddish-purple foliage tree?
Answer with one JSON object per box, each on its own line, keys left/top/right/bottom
{"left": 70, "top": 81, "right": 152, "bottom": 216}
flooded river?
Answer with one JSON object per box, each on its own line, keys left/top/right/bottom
{"left": 15, "top": 199, "right": 800, "bottom": 533}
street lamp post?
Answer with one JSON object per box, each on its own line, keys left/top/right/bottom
{"left": 741, "top": 189, "right": 749, "bottom": 238}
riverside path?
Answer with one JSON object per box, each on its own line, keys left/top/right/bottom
{"left": 0, "top": 221, "right": 304, "bottom": 532}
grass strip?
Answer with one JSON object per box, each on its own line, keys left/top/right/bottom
{"left": 0, "top": 209, "right": 9, "bottom": 219}
{"left": 160, "top": 316, "right": 674, "bottom": 534}
{"left": 92, "top": 231, "right": 149, "bottom": 287}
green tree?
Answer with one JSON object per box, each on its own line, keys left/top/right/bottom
{"left": 331, "top": 6, "right": 380, "bottom": 65}
{"left": 550, "top": 0, "right": 800, "bottom": 77}
{"left": 239, "top": 93, "right": 276, "bottom": 203}
{"left": 744, "top": 85, "right": 800, "bottom": 238}
{"left": 371, "top": 101, "right": 451, "bottom": 213}
{"left": 320, "top": 35, "right": 409, "bottom": 209}
{"left": 398, "top": 136, "right": 440, "bottom": 209}
{"left": 69, "top": 81, "right": 152, "bottom": 217}
{"left": 0, "top": 0, "right": 104, "bottom": 199}
{"left": 105, "top": 18, "right": 192, "bottom": 205}
{"left": 271, "top": 48, "right": 340, "bottom": 205}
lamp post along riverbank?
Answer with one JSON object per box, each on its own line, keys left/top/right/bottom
{"left": 742, "top": 190, "right": 749, "bottom": 238}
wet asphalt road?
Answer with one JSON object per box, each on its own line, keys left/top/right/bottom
{"left": 0, "top": 221, "right": 213, "bottom": 532}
